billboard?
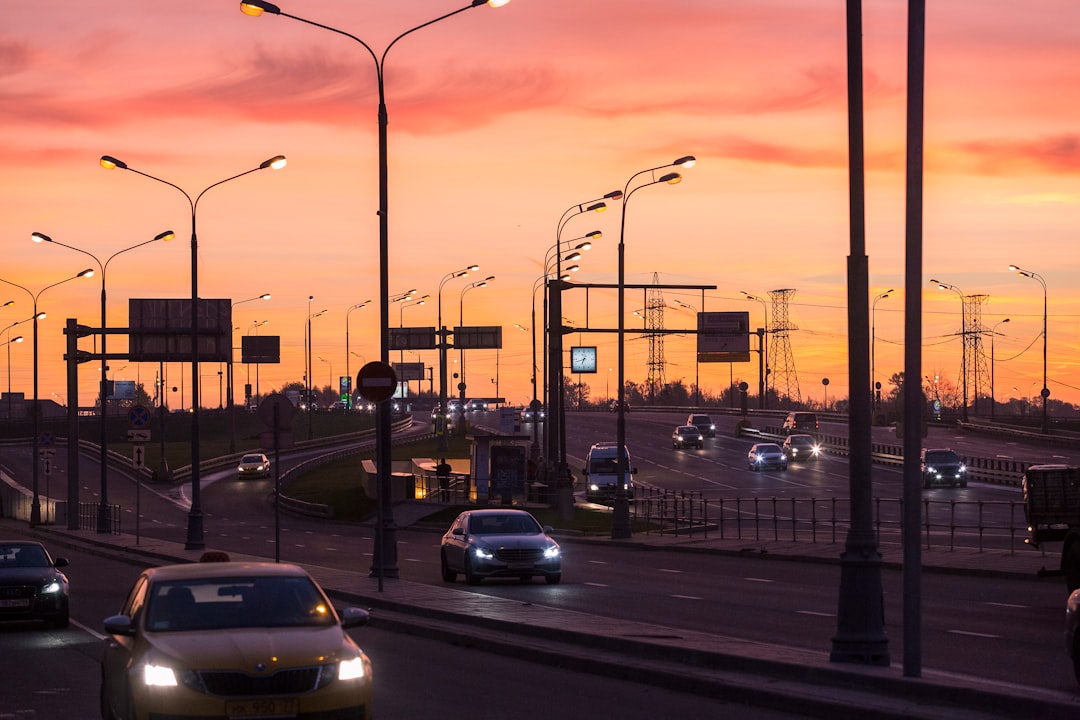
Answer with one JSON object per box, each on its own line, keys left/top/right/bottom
{"left": 128, "top": 298, "right": 231, "bottom": 363}
{"left": 696, "top": 311, "right": 751, "bottom": 363}
{"left": 453, "top": 325, "right": 502, "bottom": 349}
{"left": 242, "top": 335, "right": 280, "bottom": 364}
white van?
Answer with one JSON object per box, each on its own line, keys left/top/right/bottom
{"left": 582, "top": 442, "right": 636, "bottom": 503}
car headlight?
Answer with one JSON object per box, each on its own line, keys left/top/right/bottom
{"left": 589, "top": 483, "right": 600, "bottom": 492}
{"left": 143, "top": 663, "right": 179, "bottom": 687}
{"left": 958, "top": 464, "right": 967, "bottom": 474}
{"left": 41, "top": 580, "right": 62, "bottom": 595}
{"left": 543, "top": 545, "right": 560, "bottom": 559}
{"left": 753, "top": 455, "right": 763, "bottom": 463}
{"left": 337, "top": 656, "right": 367, "bottom": 682}
{"left": 473, "top": 546, "right": 494, "bottom": 560}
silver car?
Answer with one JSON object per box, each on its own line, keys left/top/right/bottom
{"left": 440, "top": 509, "right": 561, "bottom": 585}
{"left": 748, "top": 442, "right": 788, "bottom": 471}
{"left": 237, "top": 453, "right": 271, "bottom": 479}
{"left": 1068, "top": 588, "right": 1080, "bottom": 685}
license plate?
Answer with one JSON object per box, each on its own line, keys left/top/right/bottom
{"left": 507, "top": 563, "right": 534, "bottom": 570}
{"left": 225, "top": 698, "right": 298, "bottom": 718}
{"left": 0, "top": 599, "right": 30, "bottom": 608}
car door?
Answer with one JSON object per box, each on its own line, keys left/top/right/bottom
{"left": 102, "top": 574, "right": 148, "bottom": 719}
{"left": 444, "top": 514, "right": 469, "bottom": 571}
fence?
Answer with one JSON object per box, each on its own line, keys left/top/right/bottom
{"left": 75, "top": 501, "right": 121, "bottom": 534}
{"left": 631, "top": 488, "right": 1031, "bottom": 553}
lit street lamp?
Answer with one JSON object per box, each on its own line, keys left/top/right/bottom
{"left": 0, "top": 268, "right": 95, "bottom": 526}
{"left": 1008, "top": 264, "right": 1049, "bottom": 433}
{"left": 31, "top": 229, "right": 174, "bottom": 533}
{"left": 2, "top": 333, "right": 25, "bottom": 420}
{"left": 929, "top": 279, "right": 967, "bottom": 422}
{"left": 871, "top": 289, "right": 893, "bottom": 412}
{"left": 438, "top": 266, "right": 478, "bottom": 453}
{"left": 989, "top": 318, "right": 1009, "bottom": 422}
{"left": 317, "top": 356, "right": 333, "bottom": 393}
{"left": 306, "top": 299, "right": 328, "bottom": 436}
{"left": 740, "top": 291, "right": 769, "bottom": 409}
{"left": 99, "top": 152, "right": 286, "bottom": 550}
{"left": 613, "top": 155, "right": 695, "bottom": 539}
{"left": 346, "top": 300, "right": 373, "bottom": 409}
{"left": 459, "top": 276, "right": 494, "bottom": 402}
{"left": 674, "top": 299, "right": 700, "bottom": 405}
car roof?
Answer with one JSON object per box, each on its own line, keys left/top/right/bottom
{"left": 676, "top": 424, "right": 699, "bottom": 430}
{"left": 142, "top": 561, "right": 310, "bottom": 582}
{"left": 457, "top": 508, "right": 535, "bottom": 519}
{"left": 753, "top": 442, "right": 781, "bottom": 449}
{"left": 786, "top": 434, "right": 815, "bottom": 441}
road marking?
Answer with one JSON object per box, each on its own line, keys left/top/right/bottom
{"left": 796, "top": 610, "right": 834, "bottom": 618}
{"left": 947, "top": 629, "right": 1001, "bottom": 639}
{"left": 744, "top": 577, "right": 774, "bottom": 583}
{"left": 587, "top": 560, "right": 608, "bottom": 565}
{"left": 72, "top": 617, "right": 106, "bottom": 640}
{"left": 584, "top": 582, "right": 608, "bottom": 587}
{"left": 984, "top": 601, "right": 1028, "bottom": 609}
{"left": 659, "top": 568, "right": 682, "bottom": 574}
{"left": 404, "top": 557, "right": 422, "bottom": 563}
{"left": 672, "top": 594, "right": 703, "bottom": 600}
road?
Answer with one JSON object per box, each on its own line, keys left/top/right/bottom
{"left": 0, "top": 529, "right": 802, "bottom": 720}
{"left": 2, "top": 410, "right": 1078, "bottom": 696}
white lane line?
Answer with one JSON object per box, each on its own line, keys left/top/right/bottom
{"left": 984, "top": 602, "right": 1027, "bottom": 609}
{"left": 587, "top": 560, "right": 608, "bottom": 565}
{"left": 584, "top": 582, "right": 609, "bottom": 588}
{"left": 947, "top": 630, "right": 1001, "bottom": 639}
{"left": 796, "top": 610, "right": 834, "bottom": 618}
{"left": 672, "top": 594, "right": 703, "bottom": 601}
{"left": 744, "top": 577, "right": 774, "bottom": 583}
{"left": 659, "top": 568, "right": 683, "bottom": 574}
{"left": 72, "top": 617, "right": 106, "bottom": 641}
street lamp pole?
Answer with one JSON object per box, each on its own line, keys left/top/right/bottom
{"left": 99, "top": 153, "right": 286, "bottom": 550}
{"left": 989, "top": 318, "right": 1009, "bottom": 422}
{"left": 228, "top": 294, "right": 270, "bottom": 452}
{"left": 1008, "top": 264, "right": 1048, "bottom": 433}
{"left": 929, "top": 279, "right": 967, "bottom": 422}
{"left": 345, "top": 300, "right": 373, "bottom": 410}
{"left": 438, "top": 267, "right": 478, "bottom": 453}
{"left": 613, "top": 156, "right": 694, "bottom": 540}
{"left": 31, "top": 230, "right": 174, "bottom": 533}
{"left": 242, "top": 0, "right": 511, "bottom": 583}
{"left": 1, "top": 269, "right": 95, "bottom": 526}
{"left": 740, "top": 291, "right": 769, "bottom": 408}
{"left": 307, "top": 302, "right": 327, "bottom": 436}
{"left": 2, "top": 331, "right": 25, "bottom": 420}
{"left": 675, "top": 300, "right": 700, "bottom": 405}
{"left": 459, "top": 277, "right": 494, "bottom": 403}
{"left": 871, "top": 289, "right": 893, "bottom": 413}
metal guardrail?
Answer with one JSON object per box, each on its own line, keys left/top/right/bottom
{"left": 75, "top": 501, "right": 121, "bottom": 534}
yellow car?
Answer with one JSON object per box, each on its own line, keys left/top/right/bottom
{"left": 101, "top": 561, "right": 372, "bottom": 720}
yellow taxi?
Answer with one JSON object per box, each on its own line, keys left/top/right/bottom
{"left": 101, "top": 561, "right": 372, "bottom": 720}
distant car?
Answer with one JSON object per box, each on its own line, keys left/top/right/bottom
{"left": 0, "top": 541, "right": 69, "bottom": 628}
{"left": 237, "top": 452, "right": 271, "bottom": 479}
{"left": 101, "top": 561, "right": 373, "bottom": 720}
{"left": 440, "top": 509, "right": 561, "bottom": 585}
{"left": 783, "top": 434, "right": 821, "bottom": 462}
{"left": 1068, "top": 589, "right": 1080, "bottom": 685}
{"left": 520, "top": 405, "right": 546, "bottom": 423}
{"left": 582, "top": 442, "right": 636, "bottom": 502}
{"left": 672, "top": 424, "right": 704, "bottom": 449}
{"left": 687, "top": 413, "right": 716, "bottom": 438}
{"left": 329, "top": 400, "right": 348, "bottom": 412}
{"left": 609, "top": 400, "right": 632, "bottom": 413}
{"left": 782, "top": 411, "right": 818, "bottom": 435}
{"left": 748, "top": 442, "right": 788, "bottom": 471}
{"left": 920, "top": 448, "right": 967, "bottom": 488}
{"left": 465, "top": 399, "right": 489, "bottom": 413}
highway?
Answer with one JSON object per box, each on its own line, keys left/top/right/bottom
{"left": 1, "top": 410, "right": 1078, "bottom": 698}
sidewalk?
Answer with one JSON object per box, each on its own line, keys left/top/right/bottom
{"left": 8, "top": 510, "right": 1078, "bottom": 719}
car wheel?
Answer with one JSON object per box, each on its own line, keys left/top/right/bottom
{"left": 545, "top": 573, "right": 561, "bottom": 585}
{"left": 464, "top": 555, "right": 481, "bottom": 586}
{"left": 440, "top": 551, "right": 457, "bottom": 583}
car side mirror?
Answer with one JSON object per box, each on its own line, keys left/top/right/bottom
{"left": 543, "top": 525, "right": 555, "bottom": 534}
{"left": 339, "top": 607, "right": 370, "bottom": 630}
{"left": 452, "top": 527, "right": 465, "bottom": 536}
{"left": 103, "top": 614, "right": 135, "bottom": 636}
{"left": 632, "top": 467, "right": 638, "bottom": 475}
{"left": 53, "top": 557, "right": 69, "bottom": 568}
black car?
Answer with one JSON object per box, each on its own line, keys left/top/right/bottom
{"left": 782, "top": 434, "right": 821, "bottom": 462}
{"left": 921, "top": 448, "right": 967, "bottom": 488}
{"left": 687, "top": 413, "right": 716, "bottom": 438}
{"left": 0, "top": 541, "right": 69, "bottom": 628}
{"left": 672, "top": 424, "right": 704, "bottom": 449}
{"left": 440, "top": 509, "right": 561, "bottom": 585}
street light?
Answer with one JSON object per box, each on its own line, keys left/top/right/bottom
{"left": 0, "top": 268, "right": 94, "bottom": 526}
{"left": 2, "top": 315, "right": 39, "bottom": 420}
{"left": 242, "top": 0, "right": 513, "bottom": 586}
{"left": 2, "top": 334, "right": 24, "bottom": 420}
{"left": 306, "top": 300, "right": 328, "bottom": 437}
{"left": 99, "top": 152, "right": 286, "bottom": 550}
{"left": 613, "top": 155, "right": 695, "bottom": 539}
{"left": 227, "top": 294, "right": 271, "bottom": 452}
{"left": 437, "top": 265, "right": 479, "bottom": 453}
{"left": 1008, "top": 264, "right": 1048, "bottom": 433}
{"left": 674, "top": 299, "right": 700, "bottom": 406}
{"left": 989, "top": 318, "right": 1009, "bottom": 422}
{"left": 246, "top": 320, "right": 269, "bottom": 399}
{"left": 871, "top": 289, "right": 893, "bottom": 412}
{"left": 317, "top": 356, "right": 333, "bottom": 393}
{"left": 929, "top": 279, "right": 967, "bottom": 422}
{"left": 459, "top": 276, "right": 494, "bottom": 402}
{"left": 31, "top": 229, "right": 174, "bottom": 533}
{"left": 346, "top": 300, "right": 373, "bottom": 409}
{"left": 740, "top": 291, "right": 769, "bottom": 409}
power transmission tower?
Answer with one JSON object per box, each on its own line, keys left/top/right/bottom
{"left": 645, "top": 273, "right": 666, "bottom": 401}
{"left": 965, "top": 294, "right": 989, "bottom": 417}
{"left": 768, "top": 288, "right": 801, "bottom": 406}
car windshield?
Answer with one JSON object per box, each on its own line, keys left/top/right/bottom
{"left": 925, "top": 451, "right": 959, "bottom": 464}
{"left": 146, "top": 576, "right": 335, "bottom": 632}
{"left": 690, "top": 415, "right": 709, "bottom": 423}
{"left": 468, "top": 513, "right": 541, "bottom": 535}
{"left": 789, "top": 436, "right": 814, "bottom": 446}
{"left": 241, "top": 455, "right": 264, "bottom": 464}
{"left": 0, "top": 543, "right": 49, "bottom": 568}
{"left": 757, "top": 444, "right": 782, "bottom": 453}
{"left": 678, "top": 426, "right": 698, "bottom": 434}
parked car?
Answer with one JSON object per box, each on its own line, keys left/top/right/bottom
{"left": 237, "top": 452, "right": 271, "bottom": 479}
{"left": 101, "top": 561, "right": 373, "bottom": 720}
{"left": 1068, "top": 589, "right": 1080, "bottom": 685}
{"left": 747, "top": 442, "right": 788, "bottom": 471}
{"left": 686, "top": 413, "right": 716, "bottom": 438}
{"left": 440, "top": 509, "right": 561, "bottom": 585}
{"left": 920, "top": 448, "right": 967, "bottom": 488}
{"left": 582, "top": 442, "right": 636, "bottom": 502}
{"left": 782, "top": 434, "right": 821, "bottom": 462}
{"left": 0, "top": 541, "right": 69, "bottom": 628}
{"left": 672, "top": 424, "right": 704, "bottom": 449}
{"left": 782, "top": 411, "right": 818, "bottom": 435}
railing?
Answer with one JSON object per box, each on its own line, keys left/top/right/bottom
{"left": 76, "top": 502, "right": 121, "bottom": 534}
{"left": 631, "top": 488, "right": 1033, "bottom": 554}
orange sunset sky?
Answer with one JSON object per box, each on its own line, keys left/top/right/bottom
{"left": 3, "top": 0, "right": 1079, "bottom": 411}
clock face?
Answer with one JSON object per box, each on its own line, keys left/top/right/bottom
{"left": 570, "top": 346, "right": 597, "bottom": 373}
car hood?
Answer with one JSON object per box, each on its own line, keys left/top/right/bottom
{"left": 472, "top": 534, "right": 553, "bottom": 549}
{"left": 0, "top": 568, "right": 62, "bottom": 585}
{"left": 148, "top": 626, "right": 353, "bottom": 669}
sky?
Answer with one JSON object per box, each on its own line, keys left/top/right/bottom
{"left": 3, "top": 0, "right": 1080, "bottom": 412}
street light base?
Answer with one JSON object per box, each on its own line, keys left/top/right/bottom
{"left": 611, "top": 495, "right": 632, "bottom": 539}
{"left": 184, "top": 509, "right": 205, "bottom": 551}
{"left": 830, "top": 546, "right": 890, "bottom": 666}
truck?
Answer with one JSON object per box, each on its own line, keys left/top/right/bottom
{"left": 1023, "top": 464, "right": 1080, "bottom": 591}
